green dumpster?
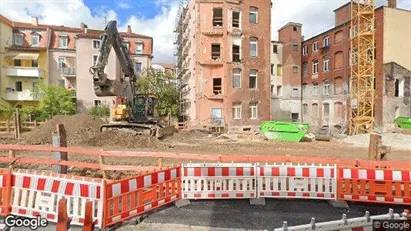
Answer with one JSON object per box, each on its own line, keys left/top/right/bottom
{"left": 395, "top": 116, "right": 411, "bottom": 129}
{"left": 259, "top": 121, "right": 309, "bottom": 142}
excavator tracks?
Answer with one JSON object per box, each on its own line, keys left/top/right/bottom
{"left": 100, "top": 122, "right": 175, "bottom": 138}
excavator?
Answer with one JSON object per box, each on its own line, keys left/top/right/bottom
{"left": 89, "top": 20, "right": 175, "bottom": 138}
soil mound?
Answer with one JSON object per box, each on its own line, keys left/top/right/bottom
{"left": 21, "top": 114, "right": 105, "bottom": 145}
{"left": 81, "top": 131, "right": 162, "bottom": 148}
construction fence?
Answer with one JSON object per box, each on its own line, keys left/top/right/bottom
{"left": 0, "top": 144, "right": 409, "bottom": 229}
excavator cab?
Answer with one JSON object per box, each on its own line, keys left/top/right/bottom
{"left": 131, "top": 94, "right": 159, "bottom": 123}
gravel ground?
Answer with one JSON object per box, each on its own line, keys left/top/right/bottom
{"left": 341, "top": 133, "right": 411, "bottom": 151}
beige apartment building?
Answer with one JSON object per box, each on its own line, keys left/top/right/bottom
{"left": 0, "top": 14, "right": 153, "bottom": 112}
{"left": 175, "top": 0, "right": 272, "bottom": 131}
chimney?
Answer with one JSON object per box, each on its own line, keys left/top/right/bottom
{"left": 80, "top": 22, "right": 88, "bottom": 31}
{"left": 388, "top": 0, "right": 396, "bottom": 8}
{"left": 31, "top": 16, "right": 38, "bottom": 26}
{"left": 127, "top": 25, "right": 132, "bottom": 34}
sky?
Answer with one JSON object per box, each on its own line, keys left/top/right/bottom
{"left": 0, "top": 0, "right": 410, "bottom": 64}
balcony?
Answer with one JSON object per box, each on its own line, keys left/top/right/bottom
{"left": 61, "top": 67, "right": 76, "bottom": 77}
{"left": 5, "top": 90, "right": 40, "bottom": 101}
{"left": 6, "top": 67, "right": 44, "bottom": 78}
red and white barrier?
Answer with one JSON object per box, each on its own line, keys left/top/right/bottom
{"left": 258, "top": 163, "right": 337, "bottom": 200}
{"left": 338, "top": 168, "right": 411, "bottom": 204}
{"left": 10, "top": 170, "right": 104, "bottom": 228}
{"left": 182, "top": 163, "right": 257, "bottom": 199}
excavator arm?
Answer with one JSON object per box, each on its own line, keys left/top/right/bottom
{"left": 89, "top": 20, "right": 136, "bottom": 100}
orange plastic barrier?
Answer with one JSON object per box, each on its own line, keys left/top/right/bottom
{"left": 103, "top": 166, "right": 181, "bottom": 228}
{"left": 338, "top": 167, "right": 411, "bottom": 205}
{"left": 0, "top": 169, "right": 11, "bottom": 216}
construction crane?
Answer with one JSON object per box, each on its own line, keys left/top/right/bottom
{"left": 349, "top": 0, "right": 376, "bottom": 135}
{"left": 89, "top": 20, "right": 175, "bottom": 138}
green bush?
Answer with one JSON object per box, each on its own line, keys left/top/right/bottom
{"left": 89, "top": 105, "right": 110, "bottom": 117}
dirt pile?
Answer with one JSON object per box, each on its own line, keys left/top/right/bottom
{"left": 81, "top": 131, "right": 163, "bottom": 148}
{"left": 21, "top": 114, "right": 105, "bottom": 145}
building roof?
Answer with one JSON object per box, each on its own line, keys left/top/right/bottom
{"left": 153, "top": 63, "right": 175, "bottom": 69}
{"left": 278, "top": 22, "right": 303, "bottom": 32}
{"left": 333, "top": 2, "right": 350, "bottom": 12}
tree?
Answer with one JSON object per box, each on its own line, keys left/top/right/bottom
{"left": 36, "top": 82, "right": 76, "bottom": 120}
{"left": 137, "top": 68, "right": 179, "bottom": 116}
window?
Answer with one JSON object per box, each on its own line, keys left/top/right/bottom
{"left": 213, "top": 8, "right": 223, "bottom": 27}
{"left": 271, "top": 64, "right": 275, "bottom": 75}
{"left": 14, "top": 59, "right": 21, "bottom": 67}
{"left": 15, "top": 82, "right": 23, "bottom": 92}
{"left": 249, "top": 38, "right": 258, "bottom": 57}
{"left": 312, "top": 41, "right": 318, "bottom": 52}
{"left": 58, "top": 36, "right": 68, "bottom": 48}
{"left": 350, "top": 25, "right": 358, "bottom": 39}
{"left": 271, "top": 85, "right": 274, "bottom": 96}
{"left": 135, "top": 62, "right": 142, "bottom": 73}
{"left": 323, "top": 80, "right": 330, "bottom": 95}
{"left": 31, "top": 60, "right": 38, "bottom": 67}
{"left": 94, "top": 100, "right": 102, "bottom": 107}
{"left": 211, "top": 44, "right": 221, "bottom": 59}
{"left": 232, "top": 45, "right": 240, "bottom": 62}
{"left": 313, "top": 83, "right": 318, "bottom": 96}
{"left": 58, "top": 57, "right": 66, "bottom": 69}
{"left": 334, "top": 102, "right": 343, "bottom": 120}
{"left": 249, "top": 70, "right": 257, "bottom": 89}
{"left": 232, "top": 103, "right": 242, "bottom": 119}
{"left": 232, "top": 69, "right": 241, "bottom": 88}
{"left": 303, "top": 104, "right": 308, "bottom": 115}
{"left": 15, "top": 81, "right": 23, "bottom": 92}
{"left": 292, "top": 44, "right": 298, "bottom": 51}
{"left": 58, "top": 79, "right": 66, "bottom": 87}
{"left": 323, "top": 103, "right": 330, "bottom": 117}
{"left": 350, "top": 48, "right": 358, "bottom": 66}
{"left": 277, "top": 85, "right": 282, "bottom": 96}
{"left": 277, "top": 64, "right": 282, "bottom": 76}
{"left": 135, "top": 42, "right": 144, "bottom": 54}
{"left": 232, "top": 11, "right": 240, "bottom": 28}
{"left": 335, "top": 30, "right": 343, "bottom": 44}
{"left": 13, "top": 33, "right": 23, "bottom": 46}
{"left": 249, "top": 102, "right": 258, "bottom": 119}
{"left": 249, "top": 7, "right": 258, "bottom": 24}
{"left": 93, "top": 40, "right": 101, "bottom": 49}
{"left": 323, "top": 56, "right": 330, "bottom": 72}
{"left": 302, "top": 83, "right": 308, "bottom": 97}
{"left": 312, "top": 103, "right": 319, "bottom": 118}
{"left": 323, "top": 36, "right": 330, "bottom": 47}
{"left": 273, "top": 44, "right": 278, "bottom": 53}
{"left": 293, "top": 26, "right": 298, "bottom": 32}
{"left": 395, "top": 79, "right": 405, "bottom": 97}
{"left": 302, "top": 45, "right": 308, "bottom": 56}
{"left": 213, "top": 78, "right": 222, "bottom": 95}
{"left": 293, "top": 66, "right": 298, "bottom": 73}
{"left": 291, "top": 113, "right": 299, "bottom": 122}
{"left": 92, "top": 55, "right": 98, "bottom": 66}
{"left": 334, "top": 77, "right": 343, "bottom": 94}
{"left": 123, "top": 42, "right": 130, "bottom": 52}
{"left": 31, "top": 34, "right": 39, "bottom": 47}
{"left": 312, "top": 60, "right": 318, "bottom": 74}
{"left": 334, "top": 51, "right": 343, "bottom": 69}
{"left": 302, "top": 62, "right": 308, "bottom": 77}
{"left": 292, "top": 88, "right": 298, "bottom": 97}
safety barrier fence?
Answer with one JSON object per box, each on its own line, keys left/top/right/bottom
{"left": 273, "top": 209, "right": 406, "bottom": 231}
{"left": 0, "top": 144, "right": 409, "bottom": 229}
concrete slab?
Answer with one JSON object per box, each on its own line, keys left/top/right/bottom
{"left": 249, "top": 198, "right": 266, "bottom": 206}
{"left": 175, "top": 199, "right": 191, "bottom": 208}
{"left": 328, "top": 200, "right": 349, "bottom": 209}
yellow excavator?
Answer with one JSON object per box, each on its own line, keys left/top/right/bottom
{"left": 89, "top": 20, "right": 175, "bottom": 138}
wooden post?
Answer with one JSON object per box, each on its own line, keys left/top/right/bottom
{"left": 56, "top": 198, "right": 71, "bottom": 231}
{"left": 158, "top": 157, "right": 163, "bottom": 168}
{"left": 83, "top": 201, "right": 95, "bottom": 231}
{"left": 98, "top": 155, "right": 107, "bottom": 179}
{"left": 168, "top": 113, "right": 171, "bottom": 126}
{"left": 6, "top": 120, "right": 10, "bottom": 133}
{"left": 52, "top": 124, "right": 68, "bottom": 174}
{"left": 14, "top": 108, "right": 22, "bottom": 139}
{"left": 368, "top": 133, "right": 381, "bottom": 161}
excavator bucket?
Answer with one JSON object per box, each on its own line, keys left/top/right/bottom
{"left": 155, "top": 125, "right": 176, "bottom": 138}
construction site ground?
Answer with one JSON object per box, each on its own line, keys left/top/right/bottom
{"left": 0, "top": 115, "right": 410, "bottom": 178}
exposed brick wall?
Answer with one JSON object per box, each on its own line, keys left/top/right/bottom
{"left": 374, "top": 7, "right": 384, "bottom": 127}
{"left": 334, "top": 3, "right": 351, "bottom": 26}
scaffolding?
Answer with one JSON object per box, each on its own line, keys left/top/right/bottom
{"left": 349, "top": 0, "right": 376, "bottom": 135}
{"left": 174, "top": 0, "right": 190, "bottom": 122}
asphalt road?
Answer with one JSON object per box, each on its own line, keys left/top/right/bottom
{"left": 1, "top": 199, "right": 408, "bottom": 230}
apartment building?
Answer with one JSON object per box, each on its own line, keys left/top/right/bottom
{"left": 0, "top": 15, "right": 153, "bottom": 112}
{"left": 270, "top": 41, "right": 285, "bottom": 120}
{"left": 273, "top": 0, "right": 411, "bottom": 131}
{"left": 175, "top": 0, "right": 272, "bottom": 131}
{"left": 76, "top": 26, "right": 153, "bottom": 111}
{"left": 0, "top": 16, "right": 49, "bottom": 108}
